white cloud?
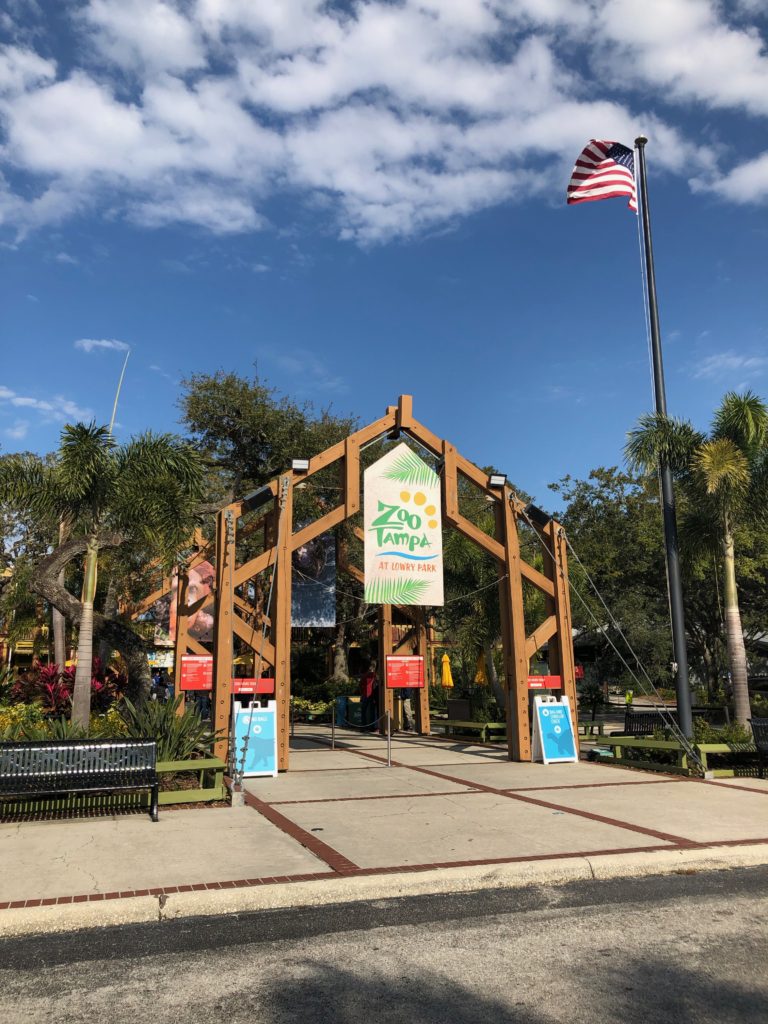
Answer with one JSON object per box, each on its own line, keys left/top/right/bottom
{"left": 261, "top": 348, "right": 348, "bottom": 394}
{"left": 74, "top": 338, "right": 130, "bottom": 353}
{"left": 0, "top": 384, "right": 93, "bottom": 423}
{"left": 0, "top": 1, "right": 766, "bottom": 244}
{"left": 54, "top": 250, "right": 78, "bottom": 265}
{"left": 5, "top": 419, "right": 29, "bottom": 440}
{"left": 82, "top": 0, "right": 205, "bottom": 73}
{"left": 692, "top": 351, "right": 768, "bottom": 380}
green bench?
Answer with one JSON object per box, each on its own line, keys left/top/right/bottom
{"left": 605, "top": 736, "right": 757, "bottom": 776}
{"left": 431, "top": 719, "right": 507, "bottom": 744}
{"left": 578, "top": 720, "right": 606, "bottom": 737}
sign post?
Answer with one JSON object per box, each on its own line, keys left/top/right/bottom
{"left": 531, "top": 695, "right": 577, "bottom": 765}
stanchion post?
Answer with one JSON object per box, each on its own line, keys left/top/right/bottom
{"left": 386, "top": 710, "right": 392, "bottom": 767}
{"left": 331, "top": 704, "right": 336, "bottom": 750}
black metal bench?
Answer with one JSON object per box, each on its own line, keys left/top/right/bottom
{"left": 622, "top": 709, "right": 707, "bottom": 736}
{"left": 0, "top": 738, "right": 159, "bottom": 821}
{"left": 750, "top": 717, "right": 768, "bottom": 779}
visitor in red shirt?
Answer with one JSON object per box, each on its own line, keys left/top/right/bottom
{"left": 360, "top": 663, "right": 378, "bottom": 732}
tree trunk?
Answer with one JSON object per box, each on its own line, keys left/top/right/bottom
{"left": 722, "top": 522, "right": 750, "bottom": 727}
{"left": 29, "top": 532, "right": 152, "bottom": 708}
{"left": 331, "top": 622, "right": 349, "bottom": 682}
{"left": 484, "top": 641, "right": 505, "bottom": 710}
{"left": 97, "top": 575, "right": 118, "bottom": 667}
{"left": 71, "top": 538, "right": 98, "bottom": 729}
{"left": 52, "top": 520, "right": 68, "bottom": 669}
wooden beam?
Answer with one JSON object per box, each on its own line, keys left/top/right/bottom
{"left": 233, "top": 546, "right": 277, "bottom": 589}
{"left": 548, "top": 519, "right": 580, "bottom": 756}
{"left": 500, "top": 494, "right": 532, "bottom": 761}
{"left": 525, "top": 614, "right": 558, "bottom": 661}
{"left": 450, "top": 511, "right": 506, "bottom": 563}
{"left": 213, "top": 508, "right": 236, "bottom": 763}
{"left": 345, "top": 435, "right": 360, "bottom": 516}
{"left": 186, "top": 636, "right": 209, "bottom": 657}
{"left": 230, "top": 611, "right": 276, "bottom": 668}
{"left": 520, "top": 560, "right": 556, "bottom": 599}
{"left": 291, "top": 505, "right": 346, "bottom": 551}
{"left": 274, "top": 475, "right": 293, "bottom": 770}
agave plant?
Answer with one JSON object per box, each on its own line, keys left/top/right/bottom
{"left": 119, "top": 695, "right": 218, "bottom": 761}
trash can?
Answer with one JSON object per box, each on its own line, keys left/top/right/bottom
{"left": 346, "top": 695, "right": 362, "bottom": 728}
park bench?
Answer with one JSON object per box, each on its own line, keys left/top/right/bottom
{"left": 0, "top": 738, "right": 159, "bottom": 821}
{"left": 604, "top": 736, "right": 758, "bottom": 777}
{"left": 578, "top": 719, "right": 605, "bottom": 737}
{"left": 620, "top": 709, "right": 710, "bottom": 736}
{"left": 431, "top": 719, "right": 507, "bottom": 744}
{"left": 750, "top": 718, "right": 768, "bottom": 779}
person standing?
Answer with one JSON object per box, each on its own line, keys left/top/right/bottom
{"left": 360, "top": 662, "right": 378, "bottom": 732}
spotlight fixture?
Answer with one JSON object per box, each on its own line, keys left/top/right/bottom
{"left": 488, "top": 473, "right": 507, "bottom": 489}
{"left": 291, "top": 458, "right": 310, "bottom": 473}
{"left": 523, "top": 502, "right": 551, "bottom": 528}
{"left": 240, "top": 485, "right": 273, "bottom": 513}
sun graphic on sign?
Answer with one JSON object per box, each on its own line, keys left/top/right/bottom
{"left": 399, "top": 490, "right": 438, "bottom": 529}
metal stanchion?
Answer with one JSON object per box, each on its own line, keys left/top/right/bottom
{"left": 386, "top": 710, "right": 392, "bottom": 767}
{"left": 331, "top": 703, "right": 336, "bottom": 750}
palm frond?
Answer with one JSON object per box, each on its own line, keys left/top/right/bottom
{"left": 381, "top": 449, "right": 438, "bottom": 489}
{"left": 625, "top": 413, "right": 702, "bottom": 474}
{"left": 713, "top": 391, "right": 768, "bottom": 452}
{"left": 693, "top": 439, "right": 750, "bottom": 498}
{"left": 364, "top": 577, "right": 431, "bottom": 605}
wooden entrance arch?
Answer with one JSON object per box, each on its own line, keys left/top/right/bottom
{"left": 210, "top": 395, "right": 579, "bottom": 771}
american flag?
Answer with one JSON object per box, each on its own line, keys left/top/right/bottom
{"left": 567, "top": 140, "right": 637, "bottom": 212}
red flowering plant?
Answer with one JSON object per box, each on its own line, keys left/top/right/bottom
{"left": 9, "top": 659, "right": 128, "bottom": 715}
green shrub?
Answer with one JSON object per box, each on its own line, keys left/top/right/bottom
{"left": 693, "top": 718, "right": 752, "bottom": 744}
{"left": 119, "top": 695, "right": 217, "bottom": 760}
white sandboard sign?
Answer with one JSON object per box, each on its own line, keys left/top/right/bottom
{"left": 532, "top": 695, "right": 578, "bottom": 765}
{"left": 364, "top": 443, "right": 443, "bottom": 606}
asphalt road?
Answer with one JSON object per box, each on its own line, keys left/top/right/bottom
{"left": 2, "top": 866, "right": 767, "bottom": 1024}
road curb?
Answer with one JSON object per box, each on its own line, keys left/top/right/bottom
{"left": 2, "top": 842, "right": 766, "bottom": 937}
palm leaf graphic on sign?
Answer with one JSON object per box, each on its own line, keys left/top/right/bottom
{"left": 382, "top": 449, "right": 438, "bottom": 489}
{"left": 364, "top": 578, "right": 431, "bottom": 605}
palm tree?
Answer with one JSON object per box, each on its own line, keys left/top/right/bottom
{"left": 1, "top": 424, "right": 204, "bottom": 727}
{"left": 626, "top": 391, "right": 768, "bottom": 726}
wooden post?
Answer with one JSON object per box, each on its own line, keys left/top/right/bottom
{"left": 549, "top": 520, "right": 580, "bottom": 753}
{"left": 378, "top": 604, "right": 394, "bottom": 733}
{"left": 499, "top": 493, "right": 532, "bottom": 761}
{"left": 274, "top": 475, "right": 293, "bottom": 771}
{"left": 213, "top": 508, "right": 236, "bottom": 763}
{"left": 415, "top": 608, "right": 431, "bottom": 734}
{"left": 173, "top": 568, "right": 190, "bottom": 717}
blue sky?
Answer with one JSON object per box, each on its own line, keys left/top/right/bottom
{"left": 1, "top": 0, "right": 767, "bottom": 504}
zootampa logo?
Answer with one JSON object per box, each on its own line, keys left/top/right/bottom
{"left": 368, "top": 489, "right": 439, "bottom": 558}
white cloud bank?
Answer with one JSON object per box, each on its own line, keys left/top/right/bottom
{"left": 0, "top": 0, "right": 765, "bottom": 244}
{"left": 74, "top": 338, "right": 130, "bottom": 353}
{"left": 0, "top": 384, "right": 93, "bottom": 423}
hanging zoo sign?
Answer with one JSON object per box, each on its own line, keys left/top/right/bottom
{"left": 364, "top": 443, "right": 443, "bottom": 606}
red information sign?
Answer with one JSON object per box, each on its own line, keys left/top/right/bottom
{"left": 527, "top": 675, "right": 562, "bottom": 690}
{"left": 386, "top": 655, "right": 425, "bottom": 689}
{"left": 232, "top": 678, "right": 275, "bottom": 695}
{"left": 179, "top": 655, "right": 213, "bottom": 691}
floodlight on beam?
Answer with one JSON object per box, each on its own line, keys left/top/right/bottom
{"left": 240, "top": 485, "right": 273, "bottom": 514}
{"left": 291, "top": 458, "right": 310, "bottom": 473}
{"left": 523, "top": 502, "right": 551, "bottom": 529}
{"left": 488, "top": 473, "right": 507, "bottom": 489}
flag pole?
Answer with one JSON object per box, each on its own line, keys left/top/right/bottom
{"left": 634, "top": 135, "right": 693, "bottom": 739}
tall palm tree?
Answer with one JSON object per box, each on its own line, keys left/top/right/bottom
{"left": 1, "top": 424, "right": 204, "bottom": 727}
{"left": 626, "top": 391, "right": 768, "bottom": 726}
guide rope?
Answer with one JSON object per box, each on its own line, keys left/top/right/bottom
{"left": 516, "top": 503, "right": 702, "bottom": 769}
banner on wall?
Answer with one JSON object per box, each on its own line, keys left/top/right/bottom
{"left": 292, "top": 531, "right": 336, "bottom": 627}
{"left": 364, "top": 443, "right": 443, "bottom": 606}
{"left": 149, "top": 562, "right": 216, "bottom": 646}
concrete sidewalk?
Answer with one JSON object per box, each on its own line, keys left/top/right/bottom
{"left": 2, "top": 724, "right": 767, "bottom": 935}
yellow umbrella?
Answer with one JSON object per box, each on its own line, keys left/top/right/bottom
{"left": 441, "top": 653, "right": 454, "bottom": 689}
{"left": 474, "top": 652, "right": 488, "bottom": 685}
